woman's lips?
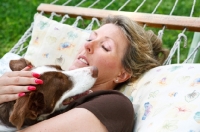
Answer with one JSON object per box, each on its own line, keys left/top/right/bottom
{"left": 78, "top": 56, "right": 89, "bottom": 65}
{"left": 79, "top": 58, "right": 88, "bottom": 65}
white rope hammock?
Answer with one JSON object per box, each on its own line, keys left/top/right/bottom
{"left": 9, "top": 0, "right": 200, "bottom": 64}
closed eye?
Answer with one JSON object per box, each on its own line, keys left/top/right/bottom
{"left": 86, "top": 39, "right": 92, "bottom": 42}
{"left": 101, "top": 45, "right": 109, "bottom": 52}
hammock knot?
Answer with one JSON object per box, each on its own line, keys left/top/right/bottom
{"left": 178, "top": 33, "right": 187, "bottom": 48}
{"left": 49, "top": 12, "right": 61, "bottom": 20}
{"left": 72, "top": 16, "right": 83, "bottom": 27}
{"left": 60, "top": 14, "right": 70, "bottom": 23}
{"left": 85, "top": 18, "right": 100, "bottom": 30}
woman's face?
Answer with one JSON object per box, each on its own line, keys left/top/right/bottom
{"left": 69, "top": 24, "right": 129, "bottom": 89}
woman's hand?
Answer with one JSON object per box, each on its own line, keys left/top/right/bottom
{"left": 0, "top": 66, "right": 43, "bottom": 104}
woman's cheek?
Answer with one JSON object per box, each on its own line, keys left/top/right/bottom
{"left": 100, "top": 58, "right": 119, "bottom": 70}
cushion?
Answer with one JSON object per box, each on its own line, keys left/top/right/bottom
{"left": 0, "top": 53, "right": 21, "bottom": 76}
{"left": 24, "top": 13, "right": 91, "bottom": 70}
{"left": 129, "top": 64, "right": 200, "bottom": 131}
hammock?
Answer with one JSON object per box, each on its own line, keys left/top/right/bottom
{"left": 2, "top": 1, "right": 200, "bottom": 131}
{"left": 8, "top": 0, "right": 200, "bottom": 64}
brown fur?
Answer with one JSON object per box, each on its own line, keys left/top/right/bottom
{"left": 0, "top": 58, "right": 73, "bottom": 130}
{"left": 0, "top": 101, "right": 15, "bottom": 127}
{"left": 9, "top": 58, "right": 32, "bottom": 71}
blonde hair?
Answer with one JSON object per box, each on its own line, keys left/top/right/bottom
{"left": 102, "top": 15, "right": 169, "bottom": 81}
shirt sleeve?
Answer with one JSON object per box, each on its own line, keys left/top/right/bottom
{"left": 67, "top": 90, "right": 135, "bottom": 132}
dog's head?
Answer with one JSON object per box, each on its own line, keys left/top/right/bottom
{"left": 8, "top": 59, "right": 98, "bottom": 130}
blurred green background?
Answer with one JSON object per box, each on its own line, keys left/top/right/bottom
{"left": 0, "top": 0, "right": 200, "bottom": 62}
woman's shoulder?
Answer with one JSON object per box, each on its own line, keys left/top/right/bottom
{"left": 68, "top": 90, "right": 135, "bottom": 132}
{"left": 78, "top": 90, "right": 134, "bottom": 116}
{"left": 68, "top": 90, "right": 133, "bottom": 110}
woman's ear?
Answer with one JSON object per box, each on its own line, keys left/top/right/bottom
{"left": 115, "top": 70, "right": 131, "bottom": 83}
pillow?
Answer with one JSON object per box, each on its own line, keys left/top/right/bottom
{"left": 130, "top": 64, "right": 200, "bottom": 131}
{"left": 24, "top": 13, "right": 91, "bottom": 70}
{"left": 0, "top": 53, "right": 21, "bottom": 76}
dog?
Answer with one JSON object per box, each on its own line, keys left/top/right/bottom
{"left": 0, "top": 58, "right": 98, "bottom": 131}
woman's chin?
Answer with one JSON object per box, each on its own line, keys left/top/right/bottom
{"left": 68, "top": 66, "right": 76, "bottom": 70}
{"left": 68, "top": 65, "right": 87, "bottom": 70}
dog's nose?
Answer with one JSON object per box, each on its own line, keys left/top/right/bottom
{"left": 91, "top": 66, "right": 98, "bottom": 78}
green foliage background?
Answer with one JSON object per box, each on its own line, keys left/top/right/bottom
{"left": 0, "top": 0, "right": 200, "bottom": 62}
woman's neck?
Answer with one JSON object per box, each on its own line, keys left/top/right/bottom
{"left": 90, "top": 81, "right": 116, "bottom": 92}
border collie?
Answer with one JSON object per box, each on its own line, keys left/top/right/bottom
{"left": 0, "top": 58, "right": 98, "bottom": 131}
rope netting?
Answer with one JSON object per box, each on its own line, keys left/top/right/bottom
{"left": 9, "top": 0, "right": 200, "bottom": 64}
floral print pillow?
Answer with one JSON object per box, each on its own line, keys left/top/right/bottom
{"left": 131, "top": 64, "right": 200, "bottom": 132}
{"left": 24, "top": 13, "right": 91, "bottom": 70}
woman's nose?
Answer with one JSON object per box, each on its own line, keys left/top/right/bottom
{"left": 84, "top": 41, "right": 94, "bottom": 53}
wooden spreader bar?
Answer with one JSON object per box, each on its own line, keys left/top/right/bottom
{"left": 38, "top": 3, "right": 200, "bottom": 32}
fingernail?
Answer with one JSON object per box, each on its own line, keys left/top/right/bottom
{"left": 28, "top": 65, "right": 33, "bottom": 68}
{"left": 27, "top": 86, "right": 36, "bottom": 91}
{"left": 27, "top": 65, "right": 32, "bottom": 68}
{"left": 35, "top": 79, "right": 43, "bottom": 84}
{"left": 32, "top": 72, "right": 40, "bottom": 78}
{"left": 18, "top": 92, "right": 25, "bottom": 97}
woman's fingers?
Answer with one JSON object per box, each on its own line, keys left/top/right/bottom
{"left": 0, "top": 70, "right": 41, "bottom": 86}
{"left": 0, "top": 85, "right": 36, "bottom": 95}
{"left": 0, "top": 93, "right": 21, "bottom": 104}
{"left": 0, "top": 69, "right": 42, "bottom": 104}
{"left": 2, "top": 71, "right": 33, "bottom": 78}
{"left": 0, "top": 85, "right": 37, "bottom": 104}
{"left": 0, "top": 81, "right": 38, "bottom": 104}
{"left": 0, "top": 76, "right": 43, "bottom": 86}
{"left": 21, "top": 65, "right": 32, "bottom": 71}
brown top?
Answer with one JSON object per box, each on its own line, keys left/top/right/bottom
{"left": 65, "top": 90, "right": 135, "bottom": 132}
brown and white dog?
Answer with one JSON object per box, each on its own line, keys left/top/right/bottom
{"left": 0, "top": 58, "right": 98, "bottom": 131}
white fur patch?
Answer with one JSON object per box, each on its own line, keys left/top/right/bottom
{"left": 54, "top": 66, "right": 97, "bottom": 111}
{"left": 31, "top": 66, "right": 59, "bottom": 74}
{"left": 36, "top": 66, "right": 97, "bottom": 119}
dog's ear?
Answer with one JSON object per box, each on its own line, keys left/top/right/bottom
{"left": 9, "top": 95, "right": 30, "bottom": 130}
{"left": 9, "top": 58, "right": 32, "bottom": 71}
{"left": 27, "top": 92, "right": 45, "bottom": 119}
{"left": 9, "top": 92, "right": 45, "bottom": 130}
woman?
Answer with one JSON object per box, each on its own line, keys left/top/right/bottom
{"left": 0, "top": 15, "right": 168, "bottom": 132}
